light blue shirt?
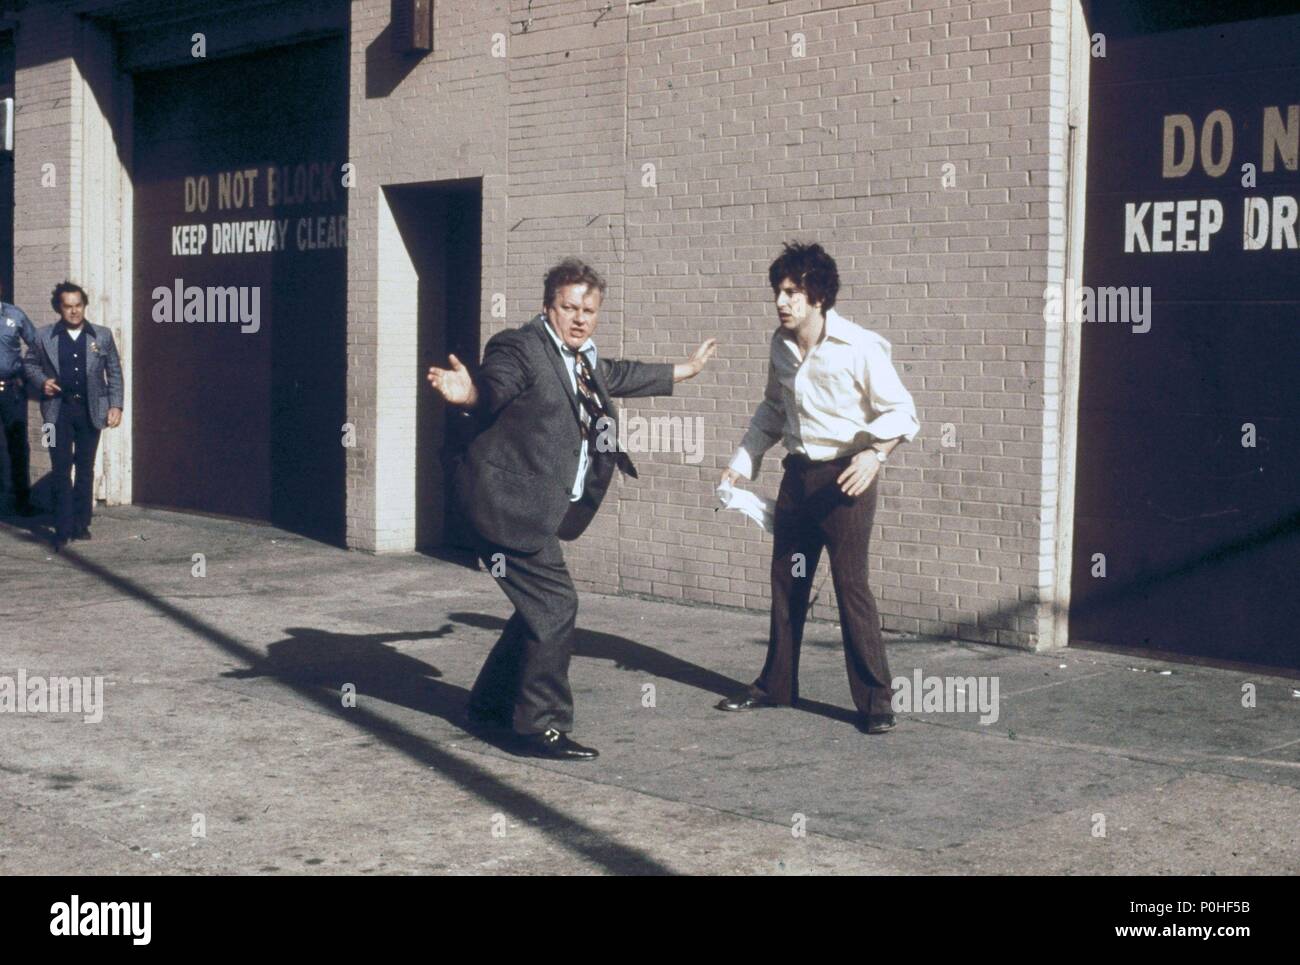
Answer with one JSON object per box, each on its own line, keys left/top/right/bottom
{"left": 539, "top": 315, "right": 597, "bottom": 501}
{"left": 0, "top": 302, "right": 37, "bottom": 380}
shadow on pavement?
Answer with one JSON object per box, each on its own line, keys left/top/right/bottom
{"left": 33, "top": 549, "right": 675, "bottom": 874}
{"left": 449, "top": 611, "right": 861, "bottom": 726}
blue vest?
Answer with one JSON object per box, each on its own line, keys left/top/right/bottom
{"left": 57, "top": 325, "right": 89, "bottom": 400}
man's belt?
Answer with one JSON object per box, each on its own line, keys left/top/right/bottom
{"left": 783, "top": 451, "right": 853, "bottom": 470}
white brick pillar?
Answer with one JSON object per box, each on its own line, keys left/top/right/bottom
{"left": 75, "top": 17, "right": 133, "bottom": 507}
{"left": 364, "top": 187, "right": 419, "bottom": 552}
{"left": 13, "top": 9, "right": 132, "bottom": 507}
{"left": 1039, "top": 0, "right": 1091, "bottom": 650}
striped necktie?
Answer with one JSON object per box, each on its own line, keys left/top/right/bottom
{"left": 569, "top": 347, "right": 637, "bottom": 478}
{"left": 572, "top": 348, "right": 607, "bottom": 442}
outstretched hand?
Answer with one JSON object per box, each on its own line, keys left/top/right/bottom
{"left": 426, "top": 353, "right": 479, "bottom": 407}
{"left": 674, "top": 337, "right": 719, "bottom": 382}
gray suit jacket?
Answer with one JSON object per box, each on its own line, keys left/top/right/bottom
{"left": 24, "top": 321, "right": 124, "bottom": 430}
{"left": 455, "top": 314, "right": 674, "bottom": 553}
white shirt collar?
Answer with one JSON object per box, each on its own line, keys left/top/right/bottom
{"left": 822, "top": 307, "right": 856, "bottom": 343}
{"left": 778, "top": 307, "right": 852, "bottom": 359}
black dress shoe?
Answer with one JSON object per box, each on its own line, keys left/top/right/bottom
{"left": 860, "top": 714, "right": 897, "bottom": 735}
{"left": 51, "top": 537, "right": 68, "bottom": 553}
{"left": 715, "top": 692, "right": 780, "bottom": 712}
{"left": 514, "top": 728, "right": 599, "bottom": 761}
{"left": 72, "top": 527, "right": 91, "bottom": 541}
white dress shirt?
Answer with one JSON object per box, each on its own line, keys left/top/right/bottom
{"left": 540, "top": 315, "right": 597, "bottom": 500}
{"left": 729, "top": 307, "right": 920, "bottom": 479}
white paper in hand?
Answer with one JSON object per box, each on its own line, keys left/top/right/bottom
{"left": 716, "top": 480, "right": 775, "bottom": 533}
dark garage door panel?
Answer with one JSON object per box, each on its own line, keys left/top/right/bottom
{"left": 132, "top": 38, "right": 347, "bottom": 542}
{"left": 1073, "top": 11, "right": 1300, "bottom": 669}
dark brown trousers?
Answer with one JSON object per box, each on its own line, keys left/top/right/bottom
{"left": 753, "top": 453, "right": 894, "bottom": 717}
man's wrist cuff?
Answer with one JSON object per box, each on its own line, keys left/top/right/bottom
{"left": 727, "top": 451, "right": 755, "bottom": 479}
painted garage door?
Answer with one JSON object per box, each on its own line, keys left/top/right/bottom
{"left": 132, "top": 37, "right": 348, "bottom": 544}
{"left": 1072, "top": 4, "right": 1300, "bottom": 670}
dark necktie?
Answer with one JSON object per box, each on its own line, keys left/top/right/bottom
{"left": 572, "top": 349, "right": 607, "bottom": 442}
{"left": 570, "top": 348, "right": 637, "bottom": 478}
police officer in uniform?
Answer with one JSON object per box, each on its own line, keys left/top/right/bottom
{"left": 0, "top": 282, "right": 38, "bottom": 516}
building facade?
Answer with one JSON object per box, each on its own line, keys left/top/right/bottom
{"left": 5, "top": 0, "right": 1297, "bottom": 670}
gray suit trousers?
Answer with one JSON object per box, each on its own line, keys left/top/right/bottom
{"left": 468, "top": 534, "right": 580, "bottom": 734}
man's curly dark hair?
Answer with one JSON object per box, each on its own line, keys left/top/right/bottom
{"left": 542, "top": 258, "right": 607, "bottom": 310}
{"left": 50, "top": 280, "right": 89, "bottom": 313}
{"left": 768, "top": 242, "right": 839, "bottom": 312}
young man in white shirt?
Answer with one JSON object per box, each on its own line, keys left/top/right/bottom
{"left": 719, "top": 242, "right": 920, "bottom": 733}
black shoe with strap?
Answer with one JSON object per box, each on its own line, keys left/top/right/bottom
{"left": 514, "top": 727, "right": 599, "bottom": 761}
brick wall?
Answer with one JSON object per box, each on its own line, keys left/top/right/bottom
{"left": 616, "top": 0, "right": 1061, "bottom": 647}
{"left": 347, "top": 0, "right": 1068, "bottom": 648}
{"left": 346, "top": 0, "right": 512, "bottom": 553}
{"left": 13, "top": 4, "right": 85, "bottom": 495}
{"left": 7, "top": 0, "right": 1069, "bottom": 651}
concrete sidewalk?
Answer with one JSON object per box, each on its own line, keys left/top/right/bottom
{"left": 1, "top": 507, "right": 1296, "bottom": 875}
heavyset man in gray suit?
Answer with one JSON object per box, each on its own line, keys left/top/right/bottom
{"left": 428, "top": 258, "right": 716, "bottom": 760}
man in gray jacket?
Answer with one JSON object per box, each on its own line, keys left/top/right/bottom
{"left": 24, "top": 281, "right": 123, "bottom": 550}
{"left": 428, "top": 258, "right": 716, "bottom": 760}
